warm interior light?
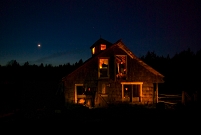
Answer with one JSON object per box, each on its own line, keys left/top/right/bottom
{"left": 99, "top": 59, "right": 108, "bottom": 68}
{"left": 92, "top": 47, "right": 95, "bottom": 54}
{"left": 100, "top": 44, "right": 106, "bottom": 50}
{"left": 78, "top": 98, "right": 85, "bottom": 104}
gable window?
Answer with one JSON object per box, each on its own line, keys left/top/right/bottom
{"left": 92, "top": 47, "right": 95, "bottom": 55}
{"left": 99, "top": 58, "right": 109, "bottom": 78}
{"left": 116, "top": 55, "right": 127, "bottom": 80}
{"left": 100, "top": 44, "right": 106, "bottom": 50}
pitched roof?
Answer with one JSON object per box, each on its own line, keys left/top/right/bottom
{"left": 64, "top": 38, "right": 164, "bottom": 78}
{"left": 90, "top": 38, "right": 113, "bottom": 49}
{"left": 113, "top": 39, "right": 164, "bottom": 78}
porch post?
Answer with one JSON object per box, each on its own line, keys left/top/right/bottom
{"left": 75, "top": 86, "right": 77, "bottom": 103}
{"left": 140, "top": 84, "right": 142, "bottom": 102}
{"left": 122, "top": 84, "right": 124, "bottom": 102}
{"left": 153, "top": 84, "right": 155, "bottom": 104}
{"left": 156, "top": 83, "right": 158, "bottom": 103}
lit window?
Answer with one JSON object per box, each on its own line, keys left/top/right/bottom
{"left": 99, "top": 58, "right": 108, "bottom": 68}
{"left": 75, "top": 84, "right": 86, "bottom": 104}
{"left": 100, "top": 44, "right": 106, "bottom": 50}
{"left": 99, "top": 58, "right": 109, "bottom": 78}
{"left": 123, "top": 84, "right": 140, "bottom": 102}
{"left": 92, "top": 47, "right": 95, "bottom": 54}
{"left": 116, "top": 55, "right": 127, "bottom": 80}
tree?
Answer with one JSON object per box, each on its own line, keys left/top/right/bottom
{"left": 6, "top": 60, "right": 20, "bottom": 67}
{"left": 23, "top": 61, "right": 29, "bottom": 67}
{"left": 39, "top": 63, "right": 44, "bottom": 68}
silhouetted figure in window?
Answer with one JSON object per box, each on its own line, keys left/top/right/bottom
{"left": 102, "top": 62, "right": 107, "bottom": 68}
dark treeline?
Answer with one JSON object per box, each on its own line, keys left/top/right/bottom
{"left": 0, "top": 58, "right": 83, "bottom": 82}
{"left": 0, "top": 59, "right": 83, "bottom": 112}
{"left": 0, "top": 48, "right": 201, "bottom": 112}
{"left": 140, "top": 48, "right": 201, "bottom": 95}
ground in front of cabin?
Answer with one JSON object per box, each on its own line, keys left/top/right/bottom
{"left": 0, "top": 103, "right": 199, "bottom": 130}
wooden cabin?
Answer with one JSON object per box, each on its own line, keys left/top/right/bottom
{"left": 62, "top": 38, "right": 164, "bottom": 108}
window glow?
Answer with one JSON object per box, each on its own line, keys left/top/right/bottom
{"left": 116, "top": 55, "right": 127, "bottom": 80}
{"left": 100, "top": 44, "right": 106, "bottom": 50}
{"left": 78, "top": 98, "right": 85, "bottom": 104}
{"left": 92, "top": 47, "right": 95, "bottom": 54}
{"left": 99, "top": 58, "right": 109, "bottom": 78}
{"left": 99, "top": 59, "right": 108, "bottom": 68}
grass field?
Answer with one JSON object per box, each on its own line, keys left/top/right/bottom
{"left": 1, "top": 103, "right": 199, "bottom": 126}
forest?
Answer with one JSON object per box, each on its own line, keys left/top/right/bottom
{"left": 0, "top": 48, "right": 200, "bottom": 112}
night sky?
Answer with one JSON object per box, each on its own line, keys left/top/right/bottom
{"left": 1, "top": 0, "right": 201, "bottom": 66}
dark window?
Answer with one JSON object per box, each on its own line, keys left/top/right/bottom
{"left": 133, "top": 85, "right": 140, "bottom": 97}
{"left": 77, "top": 86, "right": 85, "bottom": 95}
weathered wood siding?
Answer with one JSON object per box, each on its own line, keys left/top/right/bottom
{"left": 63, "top": 57, "right": 99, "bottom": 104}
{"left": 142, "top": 82, "right": 154, "bottom": 104}
{"left": 63, "top": 41, "right": 164, "bottom": 107}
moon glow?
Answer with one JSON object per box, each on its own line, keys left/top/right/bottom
{"left": 38, "top": 44, "right": 41, "bottom": 47}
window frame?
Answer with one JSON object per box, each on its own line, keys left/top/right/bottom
{"left": 98, "top": 57, "right": 109, "bottom": 79}
{"left": 115, "top": 55, "right": 127, "bottom": 80}
{"left": 92, "top": 47, "right": 95, "bottom": 55}
{"left": 100, "top": 44, "right": 106, "bottom": 50}
{"left": 75, "top": 84, "right": 86, "bottom": 104}
{"left": 121, "top": 82, "right": 143, "bottom": 102}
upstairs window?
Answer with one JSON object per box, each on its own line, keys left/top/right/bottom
{"left": 92, "top": 47, "right": 95, "bottom": 55}
{"left": 116, "top": 55, "right": 127, "bottom": 80}
{"left": 99, "top": 58, "right": 109, "bottom": 78}
{"left": 100, "top": 44, "right": 106, "bottom": 50}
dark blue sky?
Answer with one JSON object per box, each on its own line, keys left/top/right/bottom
{"left": 1, "top": 0, "right": 201, "bottom": 66}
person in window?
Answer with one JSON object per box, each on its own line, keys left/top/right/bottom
{"left": 102, "top": 62, "right": 107, "bottom": 68}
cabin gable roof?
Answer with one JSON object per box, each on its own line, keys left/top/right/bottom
{"left": 113, "top": 39, "right": 164, "bottom": 78}
{"left": 64, "top": 38, "right": 164, "bottom": 80}
{"left": 90, "top": 38, "right": 113, "bottom": 49}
